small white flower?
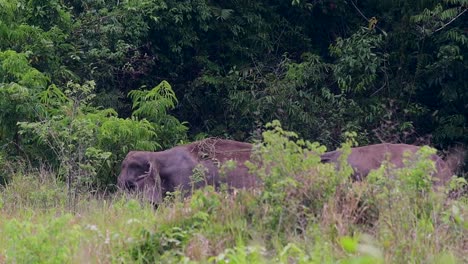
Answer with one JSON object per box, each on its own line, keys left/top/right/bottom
{"left": 85, "top": 224, "right": 99, "bottom": 232}
{"left": 126, "top": 218, "right": 140, "bottom": 225}
{"left": 105, "top": 231, "right": 110, "bottom": 244}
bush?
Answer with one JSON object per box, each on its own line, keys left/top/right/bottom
{"left": 248, "top": 120, "right": 352, "bottom": 235}
{"left": 130, "top": 187, "right": 221, "bottom": 262}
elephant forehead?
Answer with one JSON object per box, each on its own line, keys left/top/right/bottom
{"left": 124, "top": 152, "right": 151, "bottom": 165}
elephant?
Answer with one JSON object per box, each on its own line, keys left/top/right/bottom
{"left": 117, "top": 138, "right": 258, "bottom": 204}
{"left": 320, "top": 143, "right": 460, "bottom": 185}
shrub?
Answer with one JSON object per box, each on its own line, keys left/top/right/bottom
{"left": 248, "top": 120, "right": 352, "bottom": 236}
{"left": 130, "top": 187, "right": 221, "bottom": 262}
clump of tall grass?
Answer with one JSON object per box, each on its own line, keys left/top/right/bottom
{"left": 0, "top": 166, "right": 67, "bottom": 212}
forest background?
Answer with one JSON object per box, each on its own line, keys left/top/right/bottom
{"left": 1, "top": 1, "right": 468, "bottom": 263}
{"left": 0, "top": 0, "right": 467, "bottom": 188}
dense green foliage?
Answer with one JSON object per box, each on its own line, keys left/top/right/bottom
{"left": 1, "top": 0, "right": 467, "bottom": 149}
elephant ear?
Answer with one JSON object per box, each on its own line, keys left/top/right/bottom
{"left": 142, "top": 162, "right": 163, "bottom": 204}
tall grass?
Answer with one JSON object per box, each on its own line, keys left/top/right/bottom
{"left": 0, "top": 127, "right": 466, "bottom": 263}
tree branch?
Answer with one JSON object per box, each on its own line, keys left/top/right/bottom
{"left": 434, "top": 8, "right": 467, "bottom": 33}
{"left": 349, "top": 0, "right": 369, "bottom": 21}
{"left": 349, "top": 0, "right": 387, "bottom": 35}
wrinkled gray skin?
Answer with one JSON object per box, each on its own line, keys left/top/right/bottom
{"left": 320, "top": 143, "right": 454, "bottom": 185}
{"left": 118, "top": 139, "right": 258, "bottom": 204}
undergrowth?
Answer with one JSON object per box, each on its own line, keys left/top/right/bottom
{"left": 0, "top": 123, "right": 466, "bottom": 263}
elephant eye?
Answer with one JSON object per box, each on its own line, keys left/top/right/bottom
{"left": 128, "top": 163, "right": 149, "bottom": 175}
{"left": 143, "top": 163, "right": 152, "bottom": 174}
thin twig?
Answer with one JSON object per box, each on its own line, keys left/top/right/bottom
{"left": 434, "top": 8, "right": 467, "bottom": 33}
{"left": 349, "top": 0, "right": 369, "bottom": 21}
{"left": 348, "top": 0, "right": 387, "bottom": 35}
{"left": 370, "top": 82, "right": 387, "bottom": 96}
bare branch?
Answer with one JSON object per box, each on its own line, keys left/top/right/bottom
{"left": 349, "top": 0, "right": 387, "bottom": 35}
{"left": 434, "top": 8, "right": 467, "bottom": 33}
{"left": 349, "top": 0, "right": 369, "bottom": 21}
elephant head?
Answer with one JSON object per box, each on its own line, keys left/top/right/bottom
{"left": 118, "top": 151, "right": 164, "bottom": 204}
